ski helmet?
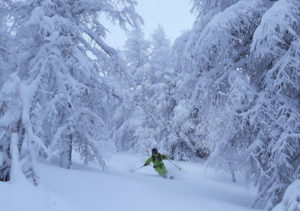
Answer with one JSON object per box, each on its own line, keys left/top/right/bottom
{"left": 152, "top": 148, "right": 158, "bottom": 154}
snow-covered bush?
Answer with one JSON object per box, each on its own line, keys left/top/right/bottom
{"left": 272, "top": 180, "right": 300, "bottom": 211}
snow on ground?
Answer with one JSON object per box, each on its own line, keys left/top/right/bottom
{"left": 0, "top": 153, "right": 263, "bottom": 211}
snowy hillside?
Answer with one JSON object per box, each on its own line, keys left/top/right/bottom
{"left": 0, "top": 153, "right": 261, "bottom": 211}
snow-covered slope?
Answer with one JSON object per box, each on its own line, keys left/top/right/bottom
{"left": 0, "top": 153, "right": 262, "bottom": 211}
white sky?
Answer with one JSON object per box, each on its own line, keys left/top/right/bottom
{"left": 104, "top": 0, "right": 196, "bottom": 49}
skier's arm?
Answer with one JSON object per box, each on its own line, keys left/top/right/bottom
{"left": 161, "top": 154, "right": 168, "bottom": 160}
{"left": 144, "top": 157, "right": 153, "bottom": 165}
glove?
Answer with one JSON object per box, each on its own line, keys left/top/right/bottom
{"left": 144, "top": 163, "right": 148, "bottom": 166}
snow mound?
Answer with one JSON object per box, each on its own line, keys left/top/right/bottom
{"left": 0, "top": 180, "right": 69, "bottom": 211}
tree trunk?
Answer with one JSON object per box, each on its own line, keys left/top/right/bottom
{"left": 0, "top": 141, "right": 11, "bottom": 182}
{"left": 59, "top": 134, "right": 72, "bottom": 169}
{"left": 229, "top": 161, "right": 236, "bottom": 183}
{"left": 0, "top": 128, "right": 12, "bottom": 182}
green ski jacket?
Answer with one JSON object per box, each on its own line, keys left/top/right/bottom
{"left": 144, "top": 153, "right": 168, "bottom": 168}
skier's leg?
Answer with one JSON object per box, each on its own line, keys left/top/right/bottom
{"left": 154, "top": 167, "right": 163, "bottom": 176}
{"left": 161, "top": 165, "right": 168, "bottom": 177}
{"left": 154, "top": 166, "right": 168, "bottom": 177}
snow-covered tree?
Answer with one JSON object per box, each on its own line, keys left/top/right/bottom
{"left": 250, "top": 0, "right": 299, "bottom": 87}
{"left": 0, "top": 8, "right": 12, "bottom": 89}
{"left": 170, "top": 30, "right": 190, "bottom": 76}
{"left": 149, "top": 25, "right": 171, "bottom": 78}
{"left": 0, "top": 3, "right": 17, "bottom": 182}
{"left": 124, "top": 26, "right": 149, "bottom": 75}
{"left": 120, "top": 25, "right": 174, "bottom": 154}
{"left": 0, "top": 0, "right": 141, "bottom": 182}
{"left": 167, "top": 0, "right": 266, "bottom": 162}
{"left": 191, "top": 0, "right": 240, "bottom": 16}
{"left": 247, "top": 0, "right": 300, "bottom": 207}
{"left": 133, "top": 26, "right": 174, "bottom": 153}
{"left": 170, "top": 0, "right": 299, "bottom": 208}
{"left": 113, "top": 26, "right": 148, "bottom": 152}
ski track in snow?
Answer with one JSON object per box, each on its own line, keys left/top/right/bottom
{"left": 0, "top": 153, "right": 263, "bottom": 211}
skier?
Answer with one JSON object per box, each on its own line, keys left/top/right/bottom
{"left": 144, "top": 148, "right": 169, "bottom": 178}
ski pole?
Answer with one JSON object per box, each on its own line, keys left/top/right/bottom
{"left": 167, "top": 159, "right": 182, "bottom": 171}
{"left": 130, "top": 165, "right": 145, "bottom": 172}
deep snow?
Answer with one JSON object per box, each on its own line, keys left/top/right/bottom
{"left": 0, "top": 153, "right": 263, "bottom": 211}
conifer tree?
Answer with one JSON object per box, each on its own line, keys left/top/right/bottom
{"left": 171, "top": 0, "right": 300, "bottom": 208}
{"left": 0, "top": 0, "right": 141, "bottom": 182}
{"left": 124, "top": 26, "right": 150, "bottom": 76}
